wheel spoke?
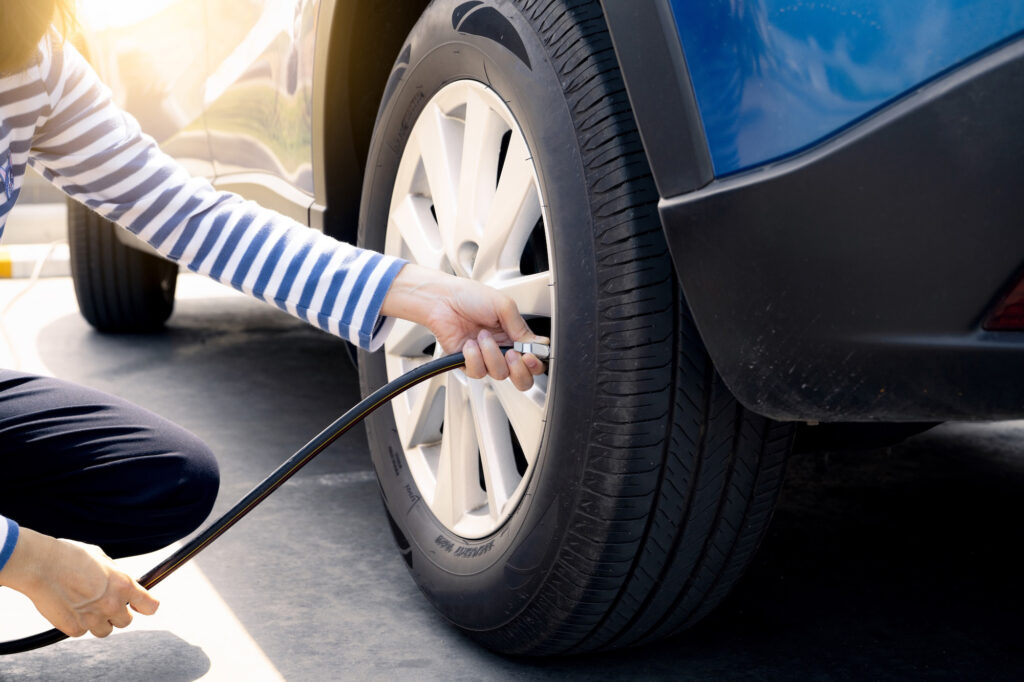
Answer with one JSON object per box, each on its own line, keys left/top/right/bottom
{"left": 433, "top": 377, "right": 481, "bottom": 528}
{"left": 456, "top": 92, "right": 505, "bottom": 250}
{"left": 469, "top": 383, "right": 520, "bottom": 520}
{"left": 415, "top": 102, "right": 461, "bottom": 245}
{"left": 490, "top": 271, "right": 553, "bottom": 317}
{"left": 396, "top": 372, "right": 446, "bottom": 449}
{"left": 390, "top": 195, "right": 444, "bottom": 270}
{"left": 384, "top": 318, "right": 435, "bottom": 357}
{"left": 476, "top": 132, "right": 541, "bottom": 279}
{"left": 491, "top": 378, "right": 546, "bottom": 464}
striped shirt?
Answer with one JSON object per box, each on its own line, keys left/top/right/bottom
{"left": 0, "top": 37, "right": 406, "bottom": 570}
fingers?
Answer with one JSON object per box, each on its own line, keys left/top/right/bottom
{"left": 463, "top": 339, "right": 486, "bottom": 380}
{"left": 465, "top": 335, "right": 548, "bottom": 389}
{"left": 128, "top": 582, "right": 160, "bottom": 616}
{"left": 108, "top": 604, "right": 134, "bottom": 629}
{"left": 88, "top": 575, "right": 150, "bottom": 637}
{"left": 476, "top": 331, "right": 510, "bottom": 382}
{"left": 79, "top": 581, "right": 152, "bottom": 639}
{"left": 79, "top": 580, "right": 154, "bottom": 638}
{"left": 90, "top": 620, "right": 115, "bottom": 638}
{"left": 470, "top": 331, "right": 549, "bottom": 390}
{"left": 505, "top": 350, "right": 534, "bottom": 391}
{"left": 522, "top": 352, "right": 545, "bottom": 376}
{"left": 494, "top": 296, "right": 532, "bottom": 342}
{"left": 55, "top": 619, "right": 88, "bottom": 639}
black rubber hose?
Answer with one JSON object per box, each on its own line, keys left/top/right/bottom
{"left": 0, "top": 350, "right": 472, "bottom": 655}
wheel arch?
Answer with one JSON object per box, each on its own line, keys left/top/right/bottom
{"left": 312, "top": 0, "right": 429, "bottom": 244}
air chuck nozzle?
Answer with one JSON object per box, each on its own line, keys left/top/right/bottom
{"left": 513, "top": 341, "right": 551, "bottom": 360}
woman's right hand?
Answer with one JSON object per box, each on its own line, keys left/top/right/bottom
{"left": 380, "top": 263, "right": 548, "bottom": 391}
{"left": 0, "top": 527, "right": 159, "bottom": 638}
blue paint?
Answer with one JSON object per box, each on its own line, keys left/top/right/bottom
{"left": 669, "top": 0, "right": 1024, "bottom": 175}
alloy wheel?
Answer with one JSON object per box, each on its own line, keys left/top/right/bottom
{"left": 383, "top": 80, "right": 554, "bottom": 539}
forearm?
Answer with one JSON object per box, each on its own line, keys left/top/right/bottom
{"left": 29, "top": 41, "right": 406, "bottom": 350}
{"left": 126, "top": 180, "right": 406, "bottom": 350}
{"left": 0, "top": 525, "right": 46, "bottom": 594}
{"left": 41, "top": 153, "right": 406, "bottom": 349}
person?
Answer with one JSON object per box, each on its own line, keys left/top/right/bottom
{"left": 0, "top": 0, "right": 546, "bottom": 640}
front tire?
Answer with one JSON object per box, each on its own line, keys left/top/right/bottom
{"left": 358, "top": 0, "right": 792, "bottom": 655}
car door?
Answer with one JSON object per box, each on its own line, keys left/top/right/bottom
{"left": 202, "top": 0, "right": 321, "bottom": 224}
{"left": 76, "top": 0, "right": 215, "bottom": 179}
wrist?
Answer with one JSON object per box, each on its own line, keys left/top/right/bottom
{"left": 0, "top": 527, "right": 52, "bottom": 595}
{"left": 380, "top": 263, "right": 454, "bottom": 327}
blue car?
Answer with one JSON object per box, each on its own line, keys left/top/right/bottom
{"left": 72, "top": 0, "right": 1024, "bottom": 655}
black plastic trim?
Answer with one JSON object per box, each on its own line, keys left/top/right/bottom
{"left": 660, "top": 37, "right": 1024, "bottom": 422}
{"left": 600, "top": 0, "right": 713, "bottom": 197}
{"left": 311, "top": 0, "right": 359, "bottom": 238}
{"left": 312, "top": 0, "right": 428, "bottom": 242}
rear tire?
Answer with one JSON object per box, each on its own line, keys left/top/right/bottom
{"left": 67, "top": 198, "right": 177, "bottom": 332}
{"left": 358, "top": 0, "right": 793, "bottom": 655}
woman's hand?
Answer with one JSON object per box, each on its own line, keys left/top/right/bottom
{"left": 0, "top": 527, "right": 159, "bottom": 638}
{"left": 381, "top": 264, "right": 547, "bottom": 390}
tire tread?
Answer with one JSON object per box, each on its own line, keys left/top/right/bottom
{"left": 473, "top": 0, "right": 793, "bottom": 655}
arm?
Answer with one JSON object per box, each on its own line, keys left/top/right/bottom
{"left": 29, "top": 41, "right": 402, "bottom": 350}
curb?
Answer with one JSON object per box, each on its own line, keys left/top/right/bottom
{"left": 2, "top": 199, "right": 70, "bottom": 278}
{"left": 0, "top": 243, "right": 71, "bottom": 278}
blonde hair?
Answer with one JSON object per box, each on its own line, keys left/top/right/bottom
{"left": 0, "top": 0, "right": 77, "bottom": 73}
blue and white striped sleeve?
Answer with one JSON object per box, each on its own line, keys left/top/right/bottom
{"left": 28, "top": 42, "right": 406, "bottom": 350}
{"left": 0, "top": 515, "right": 19, "bottom": 573}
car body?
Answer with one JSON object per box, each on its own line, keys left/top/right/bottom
{"left": 608, "top": 1, "right": 1024, "bottom": 422}
{"left": 71, "top": 0, "right": 1024, "bottom": 655}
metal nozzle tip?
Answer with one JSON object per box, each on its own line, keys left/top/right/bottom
{"left": 513, "top": 341, "right": 551, "bottom": 359}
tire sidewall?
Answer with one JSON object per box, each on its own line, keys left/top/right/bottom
{"left": 358, "top": 0, "right": 600, "bottom": 630}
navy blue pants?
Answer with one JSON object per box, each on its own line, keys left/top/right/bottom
{"left": 0, "top": 371, "right": 219, "bottom": 558}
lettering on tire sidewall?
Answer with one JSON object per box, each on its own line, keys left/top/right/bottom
{"left": 405, "top": 484, "right": 514, "bottom": 572}
{"left": 434, "top": 534, "right": 495, "bottom": 559}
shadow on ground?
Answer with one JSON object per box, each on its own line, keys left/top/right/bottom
{"left": 0, "top": 631, "right": 210, "bottom": 681}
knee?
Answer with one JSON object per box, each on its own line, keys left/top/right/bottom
{"left": 92, "top": 434, "right": 221, "bottom": 559}
{"left": 173, "top": 435, "right": 220, "bottom": 534}
{"left": 142, "top": 429, "right": 220, "bottom": 539}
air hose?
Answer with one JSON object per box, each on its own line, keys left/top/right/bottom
{"left": 0, "top": 341, "right": 549, "bottom": 655}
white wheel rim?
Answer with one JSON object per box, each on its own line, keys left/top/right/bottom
{"left": 383, "top": 80, "right": 554, "bottom": 539}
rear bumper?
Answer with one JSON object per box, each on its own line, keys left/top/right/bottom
{"left": 660, "top": 37, "right": 1024, "bottom": 422}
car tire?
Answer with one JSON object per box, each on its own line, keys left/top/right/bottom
{"left": 67, "top": 198, "right": 177, "bottom": 332}
{"left": 358, "top": 0, "right": 793, "bottom": 655}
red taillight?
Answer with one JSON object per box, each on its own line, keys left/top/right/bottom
{"left": 984, "top": 276, "right": 1024, "bottom": 331}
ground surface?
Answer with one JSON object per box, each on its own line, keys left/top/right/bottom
{"left": 0, "top": 271, "right": 1022, "bottom": 680}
